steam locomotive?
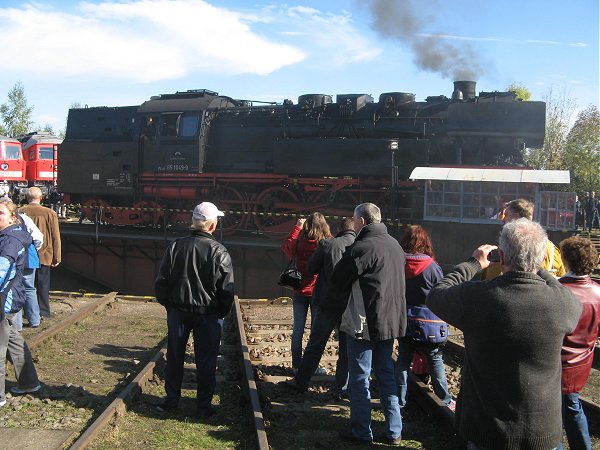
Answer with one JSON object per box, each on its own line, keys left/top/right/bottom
{"left": 58, "top": 81, "right": 546, "bottom": 234}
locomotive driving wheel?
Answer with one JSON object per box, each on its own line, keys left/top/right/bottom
{"left": 80, "top": 199, "right": 112, "bottom": 224}
{"left": 212, "top": 186, "right": 247, "bottom": 235}
{"left": 129, "top": 201, "right": 161, "bottom": 226}
{"left": 310, "top": 190, "right": 359, "bottom": 219}
{"left": 253, "top": 186, "right": 301, "bottom": 237}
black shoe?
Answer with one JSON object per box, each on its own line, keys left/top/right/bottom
{"left": 338, "top": 429, "right": 372, "bottom": 445}
{"left": 195, "top": 407, "right": 215, "bottom": 419}
{"left": 374, "top": 433, "right": 401, "bottom": 445}
{"left": 156, "top": 401, "right": 177, "bottom": 412}
{"left": 280, "top": 378, "right": 307, "bottom": 393}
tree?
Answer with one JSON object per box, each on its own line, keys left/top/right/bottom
{"left": 0, "top": 82, "right": 34, "bottom": 137}
{"left": 562, "top": 105, "right": 600, "bottom": 195}
{"left": 506, "top": 83, "right": 532, "bottom": 101}
{"left": 59, "top": 101, "right": 82, "bottom": 138}
{"left": 523, "top": 86, "right": 574, "bottom": 171}
{"left": 36, "top": 123, "right": 54, "bottom": 133}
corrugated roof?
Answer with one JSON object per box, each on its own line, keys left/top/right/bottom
{"left": 409, "top": 167, "right": 570, "bottom": 184}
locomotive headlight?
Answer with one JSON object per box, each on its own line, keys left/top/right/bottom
{"left": 0, "top": 163, "right": 8, "bottom": 170}
{"left": 388, "top": 140, "right": 399, "bottom": 151}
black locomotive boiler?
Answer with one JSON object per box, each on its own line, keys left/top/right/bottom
{"left": 58, "top": 81, "right": 545, "bottom": 235}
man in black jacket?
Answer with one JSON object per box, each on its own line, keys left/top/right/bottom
{"left": 155, "top": 202, "right": 235, "bottom": 418}
{"left": 284, "top": 217, "right": 355, "bottom": 395}
{"left": 332, "top": 203, "right": 406, "bottom": 445}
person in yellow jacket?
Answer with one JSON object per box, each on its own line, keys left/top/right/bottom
{"left": 482, "top": 198, "right": 565, "bottom": 280}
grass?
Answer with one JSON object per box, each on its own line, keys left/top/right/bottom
{"left": 89, "top": 378, "right": 257, "bottom": 450}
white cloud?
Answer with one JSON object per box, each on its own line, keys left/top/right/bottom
{"left": 418, "top": 33, "right": 589, "bottom": 48}
{"left": 0, "top": 0, "right": 307, "bottom": 83}
{"left": 0, "top": 1, "right": 381, "bottom": 84}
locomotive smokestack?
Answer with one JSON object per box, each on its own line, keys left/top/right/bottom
{"left": 452, "top": 81, "right": 477, "bottom": 101}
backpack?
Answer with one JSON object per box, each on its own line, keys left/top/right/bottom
{"left": 406, "top": 305, "right": 449, "bottom": 344}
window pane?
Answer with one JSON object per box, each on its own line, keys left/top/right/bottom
{"left": 179, "top": 114, "right": 199, "bottom": 137}
{"left": 445, "top": 192, "right": 461, "bottom": 205}
{"left": 39, "top": 147, "right": 54, "bottom": 160}
{"left": 160, "top": 114, "right": 179, "bottom": 137}
{"left": 5, "top": 144, "right": 21, "bottom": 159}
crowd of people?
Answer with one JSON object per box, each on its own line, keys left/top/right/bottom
{"left": 0, "top": 192, "right": 598, "bottom": 449}
{"left": 576, "top": 191, "right": 600, "bottom": 231}
{"left": 0, "top": 187, "right": 62, "bottom": 408}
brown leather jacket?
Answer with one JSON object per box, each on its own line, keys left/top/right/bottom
{"left": 559, "top": 275, "right": 600, "bottom": 394}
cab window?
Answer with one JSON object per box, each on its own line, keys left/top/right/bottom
{"left": 4, "top": 144, "right": 21, "bottom": 159}
{"left": 158, "top": 113, "right": 199, "bottom": 138}
{"left": 38, "top": 146, "right": 54, "bottom": 160}
{"left": 179, "top": 114, "right": 199, "bottom": 137}
{"left": 159, "top": 114, "right": 179, "bottom": 137}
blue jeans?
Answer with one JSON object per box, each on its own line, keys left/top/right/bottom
{"left": 291, "top": 293, "right": 312, "bottom": 368}
{"left": 164, "top": 307, "right": 223, "bottom": 410}
{"left": 558, "top": 392, "right": 592, "bottom": 450}
{"left": 346, "top": 334, "right": 402, "bottom": 441}
{"left": 395, "top": 339, "right": 451, "bottom": 407}
{"left": 295, "top": 306, "right": 348, "bottom": 392}
{"left": 20, "top": 269, "right": 41, "bottom": 329}
{"left": 0, "top": 313, "right": 39, "bottom": 402}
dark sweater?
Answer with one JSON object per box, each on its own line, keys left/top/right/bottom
{"left": 427, "top": 258, "right": 582, "bottom": 450}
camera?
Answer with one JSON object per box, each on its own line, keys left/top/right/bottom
{"left": 488, "top": 249, "right": 500, "bottom": 263}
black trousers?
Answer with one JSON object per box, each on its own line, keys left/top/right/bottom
{"left": 35, "top": 265, "right": 51, "bottom": 317}
{"left": 164, "top": 307, "right": 223, "bottom": 410}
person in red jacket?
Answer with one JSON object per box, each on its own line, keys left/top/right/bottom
{"left": 281, "top": 213, "right": 331, "bottom": 370}
{"left": 558, "top": 236, "right": 600, "bottom": 450}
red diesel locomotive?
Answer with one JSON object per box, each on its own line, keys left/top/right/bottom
{"left": 0, "top": 136, "right": 27, "bottom": 199}
{"left": 19, "top": 132, "right": 62, "bottom": 196}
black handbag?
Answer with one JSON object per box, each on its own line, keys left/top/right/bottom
{"left": 278, "top": 240, "right": 302, "bottom": 290}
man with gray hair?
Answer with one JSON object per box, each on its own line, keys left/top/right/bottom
{"left": 330, "top": 203, "right": 406, "bottom": 445}
{"left": 427, "top": 218, "right": 582, "bottom": 449}
{"left": 19, "top": 187, "right": 61, "bottom": 318}
{"left": 155, "top": 201, "right": 235, "bottom": 419}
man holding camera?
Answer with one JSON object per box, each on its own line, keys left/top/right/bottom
{"left": 427, "top": 218, "right": 581, "bottom": 449}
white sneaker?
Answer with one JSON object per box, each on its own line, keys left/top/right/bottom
{"left": 315, "top": 367, "right": 327, "bottom": 375}
{"left": 10, "top": 384, "right": 41, "bottom": 395}
{"left": 0, "top": 399, "right": 6, "bottom": 407}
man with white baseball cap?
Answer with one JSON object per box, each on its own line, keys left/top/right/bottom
{"left": 155, "top": 200, "right": 234, "bottom": 419}
{"left": 192, "top": 202, "right": 225, "bottom": 222}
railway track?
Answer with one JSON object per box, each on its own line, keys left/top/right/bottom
{"left": 7, "top": 294, "right": 597, "bottom": 448}
{"left": 2, "top": 292, "right": 169, "bottom": 449}
{"left": 234, "top": 298, "right": 460, "bottom": 449}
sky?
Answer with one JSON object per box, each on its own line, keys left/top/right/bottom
{"left": 0, "top": 0, "right": 597, "bottom": 133}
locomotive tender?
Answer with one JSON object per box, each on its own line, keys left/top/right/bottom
{"left": 58, "top": 81, "right": 546, "bottom": 234}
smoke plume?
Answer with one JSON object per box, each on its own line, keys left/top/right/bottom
{"left": 364, "top": 0, "right": 485, "bottom": 80}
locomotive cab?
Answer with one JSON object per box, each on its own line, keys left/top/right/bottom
{"left": 0, "top": 136, "right": 26, "bottom": 200}
{"left": 20, "top": 132, "right": 62, "bottom": 195}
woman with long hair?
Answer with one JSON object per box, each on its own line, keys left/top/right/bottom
{"left": 0, "top": 198, "right": 40, "bottom": 407}
{"left": 395, "top": 225, "right": 454, "bottom": 411}
{"left": 281, "top": 212, "right": 331, "bottom": 371}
